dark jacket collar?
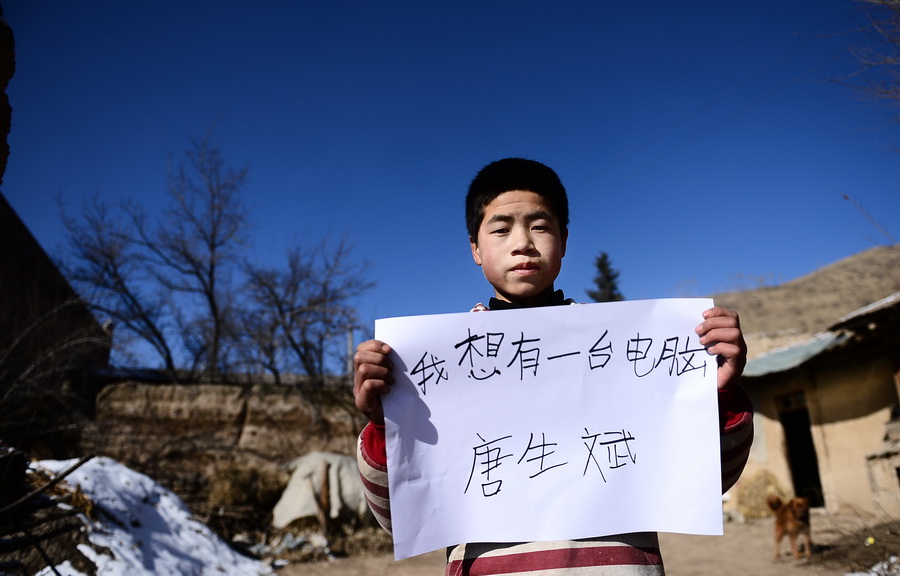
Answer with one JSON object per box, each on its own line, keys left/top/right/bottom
{"left": 488, "top": 289, "right": 568, "bottom": 310}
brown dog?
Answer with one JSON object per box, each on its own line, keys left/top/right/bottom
{"left": 767, "top": 494, "right": 812, "bottom": 560}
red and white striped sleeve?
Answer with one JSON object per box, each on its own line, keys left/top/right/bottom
{"left": 718, "top": 386, "right": 754, "bottom": 493}
{"left": 357, "top": 421, "right": 392, "bottom": 533}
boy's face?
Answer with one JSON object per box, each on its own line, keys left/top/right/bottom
{"left": 469, "top": 190, "right": 568, "bottom": 307}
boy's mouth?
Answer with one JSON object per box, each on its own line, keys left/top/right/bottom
{"left": 512, "top": 262, "right": 540, "bottom": 274}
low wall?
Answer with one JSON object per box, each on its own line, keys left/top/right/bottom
{"left": 79, "top": 380, "right": 368, "bottom": 506}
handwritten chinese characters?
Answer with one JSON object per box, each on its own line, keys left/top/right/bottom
{"left": 413, "top": 326, "right": 707, "bottom": 395}
{"left": 466, "top": 426, "right": 637, "bottom": 498}
{"left": 377, "top": 298, "right": 724, "bottom": 560}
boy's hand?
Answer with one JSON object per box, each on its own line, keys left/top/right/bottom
{"left": 696, "top": 307, "right": 747, "bottom": 390}
{"left": 353, "top": 339, "right": 394, "bottom": 426}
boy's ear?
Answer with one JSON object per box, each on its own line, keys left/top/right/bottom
{"left": 561, "top": 227, "right": 569, "bottom": 257}
{"left": 469, "top": 235, "right": 482, "bottom": 266}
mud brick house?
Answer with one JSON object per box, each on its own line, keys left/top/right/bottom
{"left": 715, "top": 244, "right": 900, "bottom": 516}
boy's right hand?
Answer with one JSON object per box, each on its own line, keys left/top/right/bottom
{"left": 353, "top": 339, "right": 394, "bottom": 426}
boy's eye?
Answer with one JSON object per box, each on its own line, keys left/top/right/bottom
{"left": 491, "top": 228, "right": 509, "bottom": 235}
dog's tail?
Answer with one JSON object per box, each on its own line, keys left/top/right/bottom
{"left": 766, "top": 494, "right": 784, "bottom": 511}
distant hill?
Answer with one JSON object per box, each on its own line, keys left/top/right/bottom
{"left": 711, "top": 244, "right": 900, "bottom": 358}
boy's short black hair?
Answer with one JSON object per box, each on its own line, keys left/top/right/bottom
{"left": 465, "top": 158, "right": 569, "bottom": 241}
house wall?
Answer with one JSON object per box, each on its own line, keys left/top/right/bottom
{"left": 743, "top": 353, "right": 899, "bottom": 516}
{"left": 0, "top": 194, "right": 110, "bottom": 374}
{"left": 0, "top": 192, "right": 112, "bottom": 456}
{"left": 867, "top": 449, "right": 900, "bottom": 514}
{"left": 813, "top": 356, "right": 896, "bottom": 513}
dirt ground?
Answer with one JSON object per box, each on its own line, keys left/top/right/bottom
{"left": 281, "top": 511, "right": 900, "bottom": 576}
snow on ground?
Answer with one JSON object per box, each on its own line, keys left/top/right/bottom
{"left": 28, "top": 457, "right": 899, "bottom": 576}
{"left": 34, "top": 457, "right": 274, "bottom": 576}
{"left": 845, "top": 557, "right": 900, "bottom": 576}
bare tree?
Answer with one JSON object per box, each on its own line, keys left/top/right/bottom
{"left": 241, "top": 239, "right": 373, "bottom": 381}
{"left": 60, "top": 194, "right": 181, "bottom": 380}
{"left": 60, "top": 128, "right": 373, "bottom": 383}
{"left": 127, "top": 128, "right": 248, "bottom": 379}
{"left": 60, "top": 128, "right": 248, "bottom": 382}
{"left": 837, "top": 1, "right": 899, "bottom": 243}
{"left": 845, "top": 0, "right": 900, "bottom": 116}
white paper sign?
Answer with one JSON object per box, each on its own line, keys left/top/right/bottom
{"left": 376, "top": 298, "right": 722, "bottom": 560}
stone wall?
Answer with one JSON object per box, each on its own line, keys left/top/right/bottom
{"left": 79, "top": 381, "right": 368, "bottom": 507}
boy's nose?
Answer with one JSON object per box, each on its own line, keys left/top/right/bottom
{"left": 510, "top": 228, "right": 535, "bottom": 253}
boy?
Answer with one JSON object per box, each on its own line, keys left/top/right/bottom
{"left": 354, "top": 158, "right": 754, "bottom": 575}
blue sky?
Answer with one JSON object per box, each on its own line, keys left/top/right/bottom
{"left": 3, "top": 1, "right": 898, "bottom": 346}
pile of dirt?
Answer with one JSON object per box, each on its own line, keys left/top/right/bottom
{"left": 734, "top": 469, "right": 792, "bottom": 520}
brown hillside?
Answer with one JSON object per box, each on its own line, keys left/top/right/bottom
{"left": 711, "top": 244, "right": 900, "bottom": 357}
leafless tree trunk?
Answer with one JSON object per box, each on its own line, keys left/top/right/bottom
{"left": 126, "top": 127, "right": 248, "bottom": 380}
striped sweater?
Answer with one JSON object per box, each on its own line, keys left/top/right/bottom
{"left": 357, "top": 302, "right": 754, "bottom": 575}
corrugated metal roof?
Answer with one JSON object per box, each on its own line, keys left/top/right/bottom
{"left": 743, "top": 331, "right": 851, "bottom": 378}
{"left": 830, "top": 290, "right": 900, "bottom": 330}
{"left": 743, "top": 291, "right": 899, "bottom": 378}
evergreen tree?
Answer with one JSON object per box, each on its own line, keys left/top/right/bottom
{"left": 586, "top": 251, "right": 624, "bottom": 302}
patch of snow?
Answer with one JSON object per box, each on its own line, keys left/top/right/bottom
{"left": 34, "top": 457, "right": 273, "bottom": 576}
{"left": 844, "top": 555, "right": 900, "bottom": 576}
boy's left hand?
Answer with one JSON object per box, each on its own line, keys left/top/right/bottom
{"left": 696, "top": 307, "right": 747, "bottom": 390}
